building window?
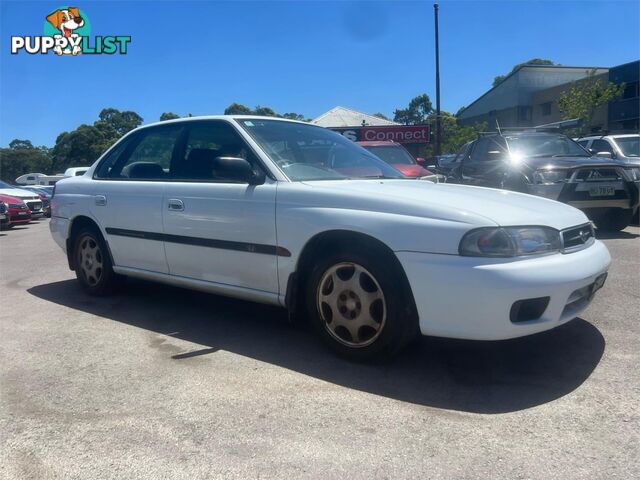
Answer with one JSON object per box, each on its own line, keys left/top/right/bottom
{"left": 517, "top": 106, "right": 532, "bottom": 122}
{"left": 541, "top": 102, "right": 552, "bottom": 116}
{"left": 622, "top": 81, "right": 639, "bottom": 100}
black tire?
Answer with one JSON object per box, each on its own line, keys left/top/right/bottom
{"left": 73, "top": 226, "right": 120, "bottom": 295}
{"left": 593, "top": 208, "right": 633, "bottom": 232}
{"left": 304, "top": 248, "right": 418, "bottom": 362}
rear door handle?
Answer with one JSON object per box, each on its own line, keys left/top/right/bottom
{"left": 94, "top": 195, "right": 107, "bottom": 206}
{"left": 168, "top": 199, "right": 184, "bottom": 211}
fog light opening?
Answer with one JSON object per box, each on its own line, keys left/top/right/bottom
{"left": 510, "top": 297, "right": 550, "bottom": 323}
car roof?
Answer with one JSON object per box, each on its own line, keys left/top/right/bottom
{"left": 137, "top": 115, "right": 311, "bottom": 133}
{"left": 578, "top": 134, "right": 639, "bottom": 139}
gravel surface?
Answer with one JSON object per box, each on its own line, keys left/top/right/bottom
{"left": 1, "top": 220, "right": 638, "bottom": 479}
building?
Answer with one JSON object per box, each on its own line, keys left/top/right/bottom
{"left": 311, "top": 106, "right": 399, "bottom": 128}
{"left": 459, "top": 61, "right": 639, "bottom": 133}
{"left": 312, "top": 106, "right": 430, "bottom": 157}
{"left": 458, "top": 65, "right": 608, "bottom": 129}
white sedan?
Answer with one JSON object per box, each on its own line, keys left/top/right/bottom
{"left": 50, "top": 116, "right": 611, "bottom": 360}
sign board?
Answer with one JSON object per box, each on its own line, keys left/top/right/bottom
{"left": 330, "top": 125, "right": 430, "bottom": 144}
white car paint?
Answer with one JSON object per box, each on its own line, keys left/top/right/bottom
{"left": 50, "top": 115, "right": 611, "bottom": 341}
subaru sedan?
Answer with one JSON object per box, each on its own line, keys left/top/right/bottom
{"left": 50, "top": 116, "right": 611, "bottom": 361}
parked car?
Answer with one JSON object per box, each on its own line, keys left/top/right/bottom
{"left": 21, "top": 186, "right": 52, "bottom": 217}
{"left": 15, "top": 172, "right": 46, "bottom": 185}
{"left": 0, "top": 181, "right": 44, "bottom": 218}
{"left": 356, "top": 141, "right": 434, "bottom": 178}
{"left": 0, "top": 194, "right": 32, "bottom": 227}
{"left": 576, "top": 134, "right": 640, "bottom": 165}
{"left": 50, "top": 116, "right": 610, "bottom": 360}
{"left": 443, "top": 131, "right": 640, "bottom": 231}
{"left": 0, "top": 200, "right": 8, "bottom": 229}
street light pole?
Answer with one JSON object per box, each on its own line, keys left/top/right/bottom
{"left": 434, "top": 1, "right": 442, "bottom": 157}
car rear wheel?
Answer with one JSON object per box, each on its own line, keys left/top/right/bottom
{"left": 305, "top": 250, "right": 417, "bottom": 361}
{"left": 74, "top": 227, "right": 119, "bottom": 295}
{"left": 593, "top": 208, "right": 633, "bottom": 232}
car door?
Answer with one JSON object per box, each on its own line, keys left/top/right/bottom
{"left": 461, "top": 137, "right": 508, "bottom": 187}
{"left": 162, "top": 120, "right": 279, "bottom": 294}
{"left": 91, "top": 123, "right": 183, "bottom": 273}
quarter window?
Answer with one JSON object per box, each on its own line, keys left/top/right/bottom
{"left": 591, "top": 139, "right": 614, "bottom": 154}
{"left": 95, "top": 124, "right": 182, "bottom": 180}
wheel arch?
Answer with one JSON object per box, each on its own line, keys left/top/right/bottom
{"left": 66, "top": 215, "right": 114, "bottom": 271}
{"left": 286, "top": 229, "right": 418, "bottom": 321}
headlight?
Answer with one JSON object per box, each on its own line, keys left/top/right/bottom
{"left": 533, "top": 170, "right": 567, "bottom": 184}
{"left": 459, "top": 227, "right": 562, "bottom": 257}
{"left": 624, "top": 167, "right": 640, "bottom": 181}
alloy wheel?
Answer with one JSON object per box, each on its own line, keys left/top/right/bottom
{"left": 316, "top": 262, "right": 386, "bottom": 347}
{"left": 78, "top": 235, "right": 104, "bottom": 287}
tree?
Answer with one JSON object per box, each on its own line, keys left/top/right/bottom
{"left": 371, "top": 112, "right": 390, "bottom": 121}
{"left": 492, "top": 58, "right": 555, "bottom": 87}
{"left": 0, "top": 139, "right": 51, "bottom": 182}
{"left": 254, "top": 106, "right": 278, "bottom": 117}
{"left": 224, "top": 103, "right": 253, "bottom": 115}
{"left": 160, "top": 112, "right": 180, "bottom": 121}
{"left": 281, "top": 112, "right": 307, "bottom": 121}
{"left": 558, "top": 69, "right": 625, "bottom": 135}
{"left": 9, "top": 139, "right": 34, "bottom": 149}
{"left": 393, "top": 94, "right": 433, "bottom": 125}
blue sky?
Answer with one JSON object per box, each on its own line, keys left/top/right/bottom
{"left": 1, "top": 0, "right": 638, "bottom": 147}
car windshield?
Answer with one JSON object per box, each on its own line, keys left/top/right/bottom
{"left": 362, "top": 145, "right": 415, "bottom": 165}
{"left": 614, "top": 137, "right": 639, "bottom": 157}
{"left": 505, "top": 135, "right": 590, "bottom": 158}
{"left": 237, "top": 119, "right": 405, "bottom": 181}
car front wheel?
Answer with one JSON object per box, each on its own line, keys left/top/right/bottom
{"left": 74, "top": 227, "right": 119, "bottom": 295}
{"left": 593, "top": 208, "right": 633, "bottom": 232}
{"left": 305, "top": 251, "right": 417, "bottom": 361}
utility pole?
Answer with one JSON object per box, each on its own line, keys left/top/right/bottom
{"left": 434, "top": 1, "right": 442, "bottom": 157}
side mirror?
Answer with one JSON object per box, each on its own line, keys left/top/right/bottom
{"left": 595, "top": 151, "right": 613, "bottom": 159}
{"left": 416, "top": 157, "right": 426, "bottom": 165}
{"left": 213, "top": 157, "right": 265, "bottom": 185}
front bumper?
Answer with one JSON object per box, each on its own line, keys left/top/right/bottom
{"left": 397, "top": 240, "right": 611, "bottom": 340}
{"left": 49, "top": 216, "right": 69, "bottom": 252}
{"left": 528, "top": 179, "right": 640, "bottom": 210}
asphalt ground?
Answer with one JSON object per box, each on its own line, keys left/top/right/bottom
{"left": 1, "top": 219, "right": 639, "bottom": 479}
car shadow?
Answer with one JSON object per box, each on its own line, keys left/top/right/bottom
{"left": 595, "top": 230, "right": 639, "bottom": 240}
{"left": 28, "top": 278, "right": 605, "bottom": 414}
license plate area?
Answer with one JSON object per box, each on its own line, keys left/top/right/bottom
{"left": 589, "top": 186, "right": 615, "bottom": 197}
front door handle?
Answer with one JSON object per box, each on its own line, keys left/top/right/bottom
{"left": 168, "top": 199, "right": 184, "bottom": 211}
{"left": 94, "top": 195, "right": 107, "bottom": 206}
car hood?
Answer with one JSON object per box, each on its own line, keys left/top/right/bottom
{"left": 522, "top": 155, "right": 623, "bottom": 170}
{"left": 300, "top": 179, "right": 587, "bottom": 230}
{"left": 393, "top": 164, "right": 433, "bottom": 177}
{"left": 0, "top": 188, "right": 39, "bottom": 200}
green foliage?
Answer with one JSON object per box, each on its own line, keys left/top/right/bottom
{"left": 393, "top": 94, "right": 433, "bottom": 125}
{"left": 51, "top": 108, "right": 143, "bottom": 172}
{"left": 423, "top": 112, "right": 486, "bottom": 156}
{"left": 558, "top": 69, "right": 625, "bottom": 135}
{"left": 160, "top": 112, "right": 181, "bottom": 121}
{"left": 492, "top": 58, "right": 555, "bottom": 87}
{"left": 0, "top": 141, "right": 51, "bottom": 182}
{"left": 224, "top": 103, "right": 253, "bottom": 115}
{"left": 371, "top": 112, "right": 390, "bottom": 121}
{"left": 223, "top": 103, "right": 307, "bottom": 121}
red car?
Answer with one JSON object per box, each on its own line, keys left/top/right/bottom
{"left": 357, "top": 141, "right": 434, "bottom": 178}
{"left": 0, "top": 194, "right": 32, "bottom": 228}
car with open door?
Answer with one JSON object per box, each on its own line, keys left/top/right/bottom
{"left": 50, "top": 116, "right": 611, "bottom": 361}
{"left": 445, "top": 131, "right": 640, "bottom": 231}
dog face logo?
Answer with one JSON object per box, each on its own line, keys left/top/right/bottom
{"left": 45, "top": 6, "right": 87, "bottom": 55}
{"left": 46, "top": 7, "right": 85, "bottom": 38}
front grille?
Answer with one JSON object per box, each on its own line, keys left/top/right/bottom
{"left": 573, "top": 168, "right": 624, "bottom": 182}
{"left": 561, "top": 223, "right": 595, "bottom": 252}
{"left": 26, "top": 201, "right": 42, "bottom": 211}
